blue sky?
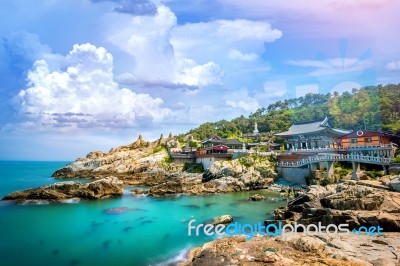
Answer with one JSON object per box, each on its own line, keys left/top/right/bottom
{"left": 0, "top": 0, "right": 399, "bottom": 160}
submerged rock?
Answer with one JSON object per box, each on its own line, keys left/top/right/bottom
{"left": 2, "top": 177, "right": 124, "bottom": 203}
{"left": 211, "top": 215, "right": 233, "bottom": 225}
{"left": 248, "top": 194, "right": 265, "bottom": 201}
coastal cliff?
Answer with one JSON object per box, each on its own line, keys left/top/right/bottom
{"left": 52, "top": 134, "right": 183, "bottom": 186}
{"left": 51, "top": 135, "right": 278, "bottom": 195}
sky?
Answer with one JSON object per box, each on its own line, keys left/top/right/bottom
{"left": 0, "top": 0, "right": 399, "bottom": 160}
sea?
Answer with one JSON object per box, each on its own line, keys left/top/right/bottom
{"left": 0, "top": 161, "right": 286, "bottom": 266}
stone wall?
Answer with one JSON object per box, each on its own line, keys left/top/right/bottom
{"left": 276, "top": 166, "right": 309, "bottom": 185}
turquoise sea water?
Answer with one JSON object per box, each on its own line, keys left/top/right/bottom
{"left": 0, "top": 161, "right": 286, "bottom": 266}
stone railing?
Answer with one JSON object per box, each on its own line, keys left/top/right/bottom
{"left": 277, "top": 154, "right": 393, "bottom": 167}
{"left": 290, "top": 144, "right": 394, "bottom": 153}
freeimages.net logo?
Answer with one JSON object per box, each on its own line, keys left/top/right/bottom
{"left": 188, "top": 219, "right": 384, "bottom": 240}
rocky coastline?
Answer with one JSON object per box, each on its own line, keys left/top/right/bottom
{"left": 50, "top": 135, "right": 278, "bottom": 197}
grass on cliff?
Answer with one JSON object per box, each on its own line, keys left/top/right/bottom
{"left": 152, "top": 145, "right": 167, "bottom": 154}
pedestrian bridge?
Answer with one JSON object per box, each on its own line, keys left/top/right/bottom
{"left": 277, "top": 153, "right": 393, "bottom": 168}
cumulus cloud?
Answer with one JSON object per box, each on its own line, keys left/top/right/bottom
{"left": 228, "top": 49, "right": 258, "bottom": 61}
{"left": 16, "top": 43, "right": 171, "bottom": 130}
{"left": 104, "top": 5, "right": 226, "bottom": 89}
{"left": 386, "top": 60, "right": 400, "bottom": 71}
{"left": 175, "top": 59, "right": 224, "bottom": 86}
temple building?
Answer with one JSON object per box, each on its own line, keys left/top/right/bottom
{"left": 200, "top": 136, "right": 243, "bottom": 149}
{"left": 340, "top": 130, "right": 392, "bottom": 148}
{"left": 274, "top": 117, "right": 351, "bottom": 150}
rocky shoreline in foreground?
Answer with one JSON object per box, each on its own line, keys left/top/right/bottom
{"left": 179, "top": 180, "right": 400, "bottom": 266}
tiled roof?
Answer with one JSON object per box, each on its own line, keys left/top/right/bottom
{"left": 274, "top": 117, "right": 351, "bottom": 137}
{"left": 201, "top": 135, "right": 242, "bottom": 145}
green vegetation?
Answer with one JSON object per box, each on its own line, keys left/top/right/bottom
{"left": 180, "top": 84, "right": 400, "bottom": 141}
{"left": 152, "top": 145, "right": 167, "bottom": 154}
{"left": 263, "top": 247, "right": 277, "bottom": 253}
{"left": 366, "top": 170, "right": 384, "bottom": 179}
{"left": 237, "top": 154, "right": 276, "bottom": 168}
{"left": 183, "top": 163, "right": 204, "bottom": 173}
{"left": 336, "top": 168, "right": 352, "bottom": 178}
{"left": 393, "top": 155, "right": 400, "bottom": 163}
{"left": 163, "top": 155, "right": 173, "bottom": 164}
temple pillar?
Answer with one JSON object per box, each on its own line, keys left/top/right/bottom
{"left": 352, "top": 162, "right": 361, "bottom": 180}
{"left": 309, "top": 162, "right": 318, "bottom": 171}
{"left": 325, "top": 161, "right": 334, "bottom": 180}
{"left": 383, "top": 165, "right": 388, "bottom": 176}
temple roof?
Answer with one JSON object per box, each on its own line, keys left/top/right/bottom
{"left": 274, "top": 117, "right": 351, "bottom": 137}
{"left": 201, "top": 135, "right": 242, "bottom": 145}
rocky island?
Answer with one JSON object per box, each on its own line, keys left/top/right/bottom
{"left": 2, "top": 176, "right": 124, "bottom": 203}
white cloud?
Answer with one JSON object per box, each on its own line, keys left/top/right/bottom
{"left": 215, "top": 19, "right": 282, "bottom": 41}
{"left": 225, "top": 89, "right": 259, "bottom": 112}
{"left": 16, "top": 43, "right": 171, "bottom": 130}
{"left": 175, "top": 59, "right": 224, "bottom": 86}
{"left": 228, "top": 49, "right": 258, "bottom": 61}
{"left": 386, "top": 60, "right": 400, "bottom": 71}
{"left": 172, "top": 19, "right": 282, "bottom": 60}
{"left": 104, "top": 5, "right": 225, "bottom": 88}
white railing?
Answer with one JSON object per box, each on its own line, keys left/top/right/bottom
{"left": 277, "top": 154, "right": 393, "bottom": 167}
{"left": 290, "top": 144, "right": 394, "bottom": 153}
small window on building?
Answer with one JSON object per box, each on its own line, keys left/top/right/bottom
{"left": 365, "top": 137, "right": 372, "bottom": 143}
{"left": 351, "top": 138, "right": 358, "bottom": 144}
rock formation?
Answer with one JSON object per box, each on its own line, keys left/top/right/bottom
{"left": 51, "top": 135, "right": 183, "bottom": 185}
{"left": 266, "top": 181, "right": 400, "bottom": 232}
{"left": 2, "top": 177, "right": 124, "bottom": 203}
{"left": 147, "top": 174, "right": 274, "bottom": 197}
{"left": 180, "top": 233, "right": 400, "bottom": 266}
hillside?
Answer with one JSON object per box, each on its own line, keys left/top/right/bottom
{"left": 183, "top": 84, "right": 400, "bottom": 142}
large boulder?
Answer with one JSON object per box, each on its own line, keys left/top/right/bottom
{"left": 2, "top": 177, "right": 124, "bottom": 203}
{"left": 388, "top": 177, "right": 400, "bottom": 192}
